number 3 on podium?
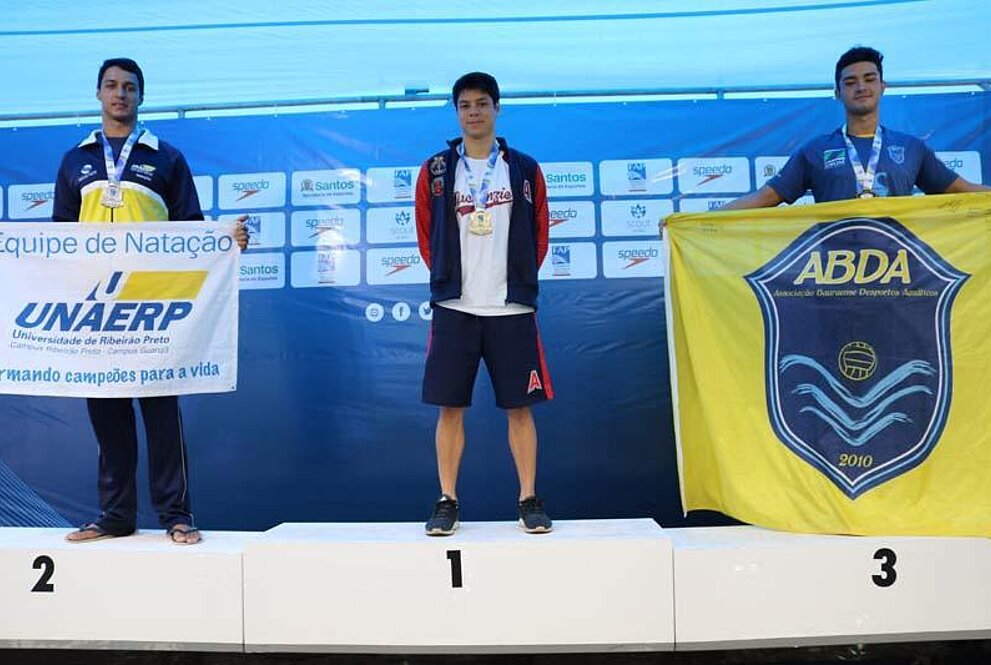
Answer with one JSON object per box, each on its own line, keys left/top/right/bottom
{"left": 872, "top": 548, "right": 896, "bottom": 588}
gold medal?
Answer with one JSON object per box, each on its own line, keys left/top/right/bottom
{"left": 468, "top": 209, "right": 493, "bottom": 236}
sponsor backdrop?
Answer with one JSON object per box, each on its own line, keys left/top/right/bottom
{"left": 0, "top": 93, "right": 986, "bottom": 530}
{"left": 667, "top": 195, "right": 991, "bottom": 536}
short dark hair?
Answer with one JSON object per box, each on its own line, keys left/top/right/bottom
{"left": 452, "top": 72, "right": 500, "bottom": 106}
{"left": 834, "top": 46, "right": 883, "bottom": 88}
{"left": 98, "top": 58, "right": 144, "bottom": 96}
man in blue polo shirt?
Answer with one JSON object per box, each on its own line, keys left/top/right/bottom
{"left": 724, "top": 46, "right": 988, "bottom": 209}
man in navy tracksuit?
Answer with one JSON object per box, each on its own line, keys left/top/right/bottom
{"left": 54, "top": 58, "right": 248, "bottom": 545}
{"left": 415, "top": 72, "right": 554, "bottom": 535}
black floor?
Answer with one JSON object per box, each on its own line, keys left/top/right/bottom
{"left": 3, "top": 641, "right": 991, "bottom": 665}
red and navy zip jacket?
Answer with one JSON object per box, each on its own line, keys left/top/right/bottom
{"left": 415, "top": 137, "right": 549, "bottom": 308}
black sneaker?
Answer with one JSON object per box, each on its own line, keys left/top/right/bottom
{"left": 518, "top": 495, "right": 552, "bottom": 533}
{"left": 425, "top": 495, "right": 459, "bottom": 536}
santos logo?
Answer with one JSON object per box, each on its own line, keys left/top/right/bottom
{"left": 15, "top": 270, "right": 205, "bottom": 333}
{"left": 300, "top": 179, "right": 355, "bottom": 193}
{"left": 546, "top": 173, "right": 586, "bottom": 185}
{"left": 292, "top": 169, "right": 361, "bottom": 205}
{"left": 540, "top": 162, "right": 595, "bottom": 197}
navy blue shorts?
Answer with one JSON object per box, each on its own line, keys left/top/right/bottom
{"left": 422, "top": 306, "right": 554, "bottom": 409}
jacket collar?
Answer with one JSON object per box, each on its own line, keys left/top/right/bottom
{"left": 78, "top": 128, "right": 159, "bottom": 151}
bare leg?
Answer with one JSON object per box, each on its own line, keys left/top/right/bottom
{"left": 436, "top": 407, "right": 466, "bottom": 499}
{"left": 507, "top": 406, "right": 538, "bottom": 500}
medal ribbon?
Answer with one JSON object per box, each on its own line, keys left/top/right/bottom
{"left": 457, "top": 141, "right": 500, "bottom": 212}
{"left": 100, "top": 128, "right": 143, "bottom": 197}
{"left": 841, "top": 124, "right": 883, "bottom": 196}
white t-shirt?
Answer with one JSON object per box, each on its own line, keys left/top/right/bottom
{"left": 436, "top": 154, "right": 534, "bottom": 317}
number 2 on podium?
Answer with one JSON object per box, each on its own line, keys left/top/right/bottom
{"left": 31, "top": 555, "right": 55, "bottom": 593}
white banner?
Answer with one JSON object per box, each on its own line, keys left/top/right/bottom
{"left": 0, "top": 221, "right": 239, "bottom": 397}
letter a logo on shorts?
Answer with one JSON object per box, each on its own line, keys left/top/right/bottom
{"left": 527, "top": 369, "right": 543, "bottom": 394}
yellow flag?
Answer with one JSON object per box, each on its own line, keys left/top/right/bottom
{"left": 667, "top": 193, "right": 991, "bottom": 536}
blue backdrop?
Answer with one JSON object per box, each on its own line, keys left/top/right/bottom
{"left": 0, "top": 92, "right": 987, "bottom": 531}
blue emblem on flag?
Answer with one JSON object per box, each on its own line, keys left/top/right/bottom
{"left": 746, "top": 218, "right": 968, "bottom": 497}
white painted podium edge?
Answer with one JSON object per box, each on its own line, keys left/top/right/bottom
{"left": 0, "top": 639, "right": 243, "bottom": 652}
{"left": 245, "top": 641, "right": 672, "bottom": 655}
{"left": 674, "top": 628, "right": 991, "bottom": 652}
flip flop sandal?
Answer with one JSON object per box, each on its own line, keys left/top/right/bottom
{"left": 66, "top": 523, "right": 117, "bottom": 544}
{"left": 167, "top": 524, "right": 202, "bottom": 546}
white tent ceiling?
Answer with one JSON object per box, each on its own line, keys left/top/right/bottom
{"left": 2, "top": 0, "right": 989, "bottom": 118}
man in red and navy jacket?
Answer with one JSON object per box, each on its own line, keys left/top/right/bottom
{"left": 414, "top": 72, "right": 554, "bottom": 537}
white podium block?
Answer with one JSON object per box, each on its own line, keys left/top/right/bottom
{"left": 671, "top": 526, "right": 991, "bottom": 650}
{"left": 0, "top": 528, "right": 251, "bottom": 651}
{"left": 244, "top": 519, "right": 674, "bottom": 653}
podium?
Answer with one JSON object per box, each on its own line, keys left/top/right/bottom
{"left": 669, "top": 526, "right": 991, "bottom": 649}
{"left": 2, "top": 522, "right": 988, "bottom": 653}
{"left": 0, "top": 528, "right": 250, "bottom": 650}
{"left": 242, "top": 519, "right": 674, "bottom": 653}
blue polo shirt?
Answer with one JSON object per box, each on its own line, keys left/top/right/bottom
{"left": 768, "top": 127, "right": 958, "bottom": 203}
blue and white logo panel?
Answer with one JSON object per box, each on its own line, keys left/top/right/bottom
{"left": 239, "top": 252, "right": 285, "bottom": 291}
{"left": 598, "top": 159, "right": 674, "bottom": 196}
{"left": 290, "top": 249, "right": 361, "bottom": 288}
{"left": 290, "top": 209, "right": 361, "bottom": 248}
{"left": 538, "top": 242, "right": 597, "bottom": 281}
{"left": 366, "top": 206, "right": 416, "bottom": 245}
{"left": 219, "top": 212, "right": 285, "bottom": 250}
{"left": 601, "top": 199, "right": 672, "bottom": 236}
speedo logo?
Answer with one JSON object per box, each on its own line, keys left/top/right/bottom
{"left": 549, "top": 207, "right": 577, "bottom": 227}
{"left": 618, "top": 248, "right": 658, "bottom": 269}
{"left": 382, "top": 254, "right": 421, "bottom": 276}
{"left": 21, "top": 191, "right": 55, "bottom": 210}
{"left": 692, "top": 164, "right": 732, "bottom": 186}
{"left": 232, "top": 180, "right": 271, "bottom": 201}
{"left": 15, "top": 270, "right": 205, "bottom": 333}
